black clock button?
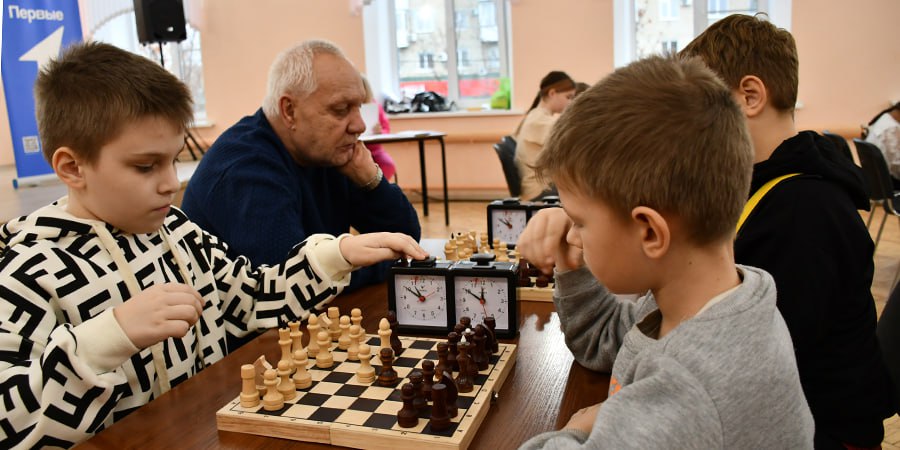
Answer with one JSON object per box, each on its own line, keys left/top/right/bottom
{"left": 470, "top": 253, "right": 497, "bottom": 267}
{"left": 409, "top": 256, "right": 437, "bottom": 267}
{"left": 501, "top": 197, "right": 521, "bottom": 204}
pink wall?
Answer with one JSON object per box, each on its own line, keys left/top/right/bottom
{"left": 1, "top": 0, "right": 897, "bottom": 192}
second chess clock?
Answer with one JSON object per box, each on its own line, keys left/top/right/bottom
{"left": 487, "top": 197, "right": 562, "bottom": 248}
{"left": 450, "top": 253, "right": 518, "bottom": 339}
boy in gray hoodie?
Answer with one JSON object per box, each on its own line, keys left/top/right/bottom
{"left": 516, "top": 55, "right": 814, "bottom": 448}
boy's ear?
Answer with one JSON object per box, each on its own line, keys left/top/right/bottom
{"left": 631, "top": 206, "right": 670, "bottom": 260}
{"left": 734, "top": 75, "right": 768, "bottom": 118}
{"left": 52, "top": 147, "right": 86, "bottom": 189}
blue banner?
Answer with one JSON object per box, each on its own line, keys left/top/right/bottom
{"left": 2, "top": 0, "right": 82, "bottom": 187}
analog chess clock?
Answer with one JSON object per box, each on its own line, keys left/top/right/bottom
{"left": 487, "top": 198, "right": 530, "bottom": 248}
{"left": 487, "top": 197, "right": 562, "bottom": 249}
{"left": 449, "top": 253, "right": 518, "bottom": 338}
{"left": 388, "top": 256, "right": 454, "bottom": 334}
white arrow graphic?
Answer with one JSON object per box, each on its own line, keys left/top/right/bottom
{"left": 19, "top": 26, "right": 65, "bottom": 71}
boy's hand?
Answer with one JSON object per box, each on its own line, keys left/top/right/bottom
{"left": 563, "top": 403, "right": 601, "bottom": 434}
{"left": 517, "top": 207, "right": 584, "bottom": 275}
{"left": 338, "top": 141, "right": 379, "bottom": 187}
{"left": 113, "top": 283, "right": 204, "bottom": 349}
{"left": 339, "top": 233, "right": 428, "bottom": 267}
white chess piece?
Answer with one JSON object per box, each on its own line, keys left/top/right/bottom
{"left": 356, "top": 343, "right": 375, "bottom": 383}
{"left": 307, "top": 314, "right": 320, "bottom": 357}
{"left": 292, "top": 349, "right": 312, "bottom": 389}
{"left": 348, "top": 324, "right": 361, "bottom": 361}
{"left": 315, "top": 330, "right": 333, "bottom": 368}
{"left": 338, "top": 315, "right": 352, "bottom": 350}
{"left": 378, "top": 317, "right": 392, "bottom": 350}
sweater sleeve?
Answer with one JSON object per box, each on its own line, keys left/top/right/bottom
{"left": 519, "top": 358, "right": 723, "bottom": 449}
{"left": 0, "top": 252, "right": 135, "bottom": 448}
{"left": 553, "top": 267, "right": 656, "bottom": 372}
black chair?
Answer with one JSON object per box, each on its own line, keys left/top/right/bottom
{"left": 493, "top": 135, "right": 521, "bottom": 197}
{"left": 854, "top": 139, "right": 900, "bottom": 258}
{"left": 823, "top": 131, "right": 855, "bottom": 163}
{"left": 877, "top": 283, "right": 900, "bottom": 412}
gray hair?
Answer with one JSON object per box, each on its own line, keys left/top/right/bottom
{"left": 262, "top": 39, "right": 347, "bottom": 118}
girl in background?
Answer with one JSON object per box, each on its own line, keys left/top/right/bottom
{"left": 362, "top": 75, "right": 397, "bottom": 181}
{"left": 514, "top": 71, "right": 576, "bottom": 201}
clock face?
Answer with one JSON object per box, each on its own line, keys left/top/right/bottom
{"left": 453, "top": 275, "right": 511, "bottom": 331}
{"left": 491, "top": 209, "right": 528, "bottom": 246}
{"left": 393, "top": 274, "right": 449, "bottom": 327}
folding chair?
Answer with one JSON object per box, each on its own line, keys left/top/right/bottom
{"left": 823, "top": 131, "right": 855, "bottom": 163}
{"left": 855, "top": 139, "right": 900, "bottom": 271}
{"left": 493, "top": 135, "right": 521, "bottom": 198}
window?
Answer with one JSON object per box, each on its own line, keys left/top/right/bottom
{"left": 616, "top": 0, "right": 788, "bottom": 66}
{"left": 84, "top": 0, "right": 208, "bottom": 122}
{"left": 363, "top": 0, "right": 511, "bottom": 109}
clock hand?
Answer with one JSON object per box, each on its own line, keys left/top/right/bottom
{"left": 478, "top": 286, "right": 487, "bottom": 305}
{"left": 404, "top": 286, "right": 420, "bottom": 297}
{"left": 465, "top": 289, "right": 481, "bottom": 302}
{"left": 499, "top": 218, "right": 513, "bottom": 229}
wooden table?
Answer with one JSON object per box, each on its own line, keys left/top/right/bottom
{"left": 361, "top": 131, "right": 450, "bottom": 226}
{"left": 76, "top": 284, "right": 609, "bottom": 449}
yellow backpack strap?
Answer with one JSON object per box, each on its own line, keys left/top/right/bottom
{"left": 736, "top": 173, "right": 802, "bottom": 235}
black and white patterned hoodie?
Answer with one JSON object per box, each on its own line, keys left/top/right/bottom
{"left": 0, "top": 198, "right": 354, "bottom": 448}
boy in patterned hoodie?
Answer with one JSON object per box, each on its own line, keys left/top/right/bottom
{"left": 0, "top": 42, "right": 426, "bottom": 448}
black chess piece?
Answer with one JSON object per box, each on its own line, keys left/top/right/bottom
{"left": 439, "top": 370, "right": 459, "bottom": 419}
{"left": 459, "top": 316, "right": 472, "bottom": 330}
{"left": 455, "top": 341, "right": 474, "bottom": 393}
{"left": 435, "top": 342, "right": 449, "bottom": 377}
{"left": 397, "top": 383, "right": 419, "bottom": 428}
{"left": 386, "top": 310, "right": 404, "bottom": 356}
{"left": 377, "top": 347, "right": 398, "bottom": 387}
{"left": 429, "top": 383, "right": 451, "bottom": 431}
{"left": 447, "top": 332, "right": 460, "bottom": 372}
{"left": 408, "top": 370, "right": 427, "bottom": 410}
{"left": 463, "top": 330, "right": 479, "bottom": 380}
{"left": 517, "top": 259, "right": 533, "bottom": 287}
{"left": 421, "top": 360, "right": 435, "bottom": 401}
{"left": 473, "top": 325, "right": 489, "bottom": 371}
{"left": 484, "top": 316, "right": 499, "bottom": 354}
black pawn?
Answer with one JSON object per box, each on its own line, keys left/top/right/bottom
{"left": 421, "top": 360, "right": 435, "bottom": 401}
{"left": 408, "top": 370, "right": 427, "bottom": 410}
{"left": 453, "top": 323, "right": 466, "bottom": 335}
{"left": 517, "top": 259, "right": 533, "bottom": 287}
{"left": 473, "top": 325, "right": 489, "bottom": 371}
{"left": 397, "top": 383, "right": 418, "bottom": 428}
{"left": 455, "top": 341, "right": 474, "bottom": 393}
{"left": 464, "top": 331, "right": 479, "bottom": 380}
{"left": 447, "top": 332, "right": 460, "bottom": 372}
{"left": 429, "top": 383, "right": 451, "bottom": 431}
{"left": 439, "top": 370, "right": 459, "bottom": 419}
{"left": 377, "top": 347, "right": 398, "bottom": 387}
{"left": 484, "top": 316, "right": 499, "bottom": 354}
{"left": 386, "top": 310, "right": 404, "bottom": 356}
{"left": 459, "top": 316, "right": 472, "bottom": 330}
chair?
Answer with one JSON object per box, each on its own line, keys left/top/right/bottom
{"left": 823, "top": 131, "right": 855, "bottom": 163}
{"left": 877, "top": 283, "right": 900, "bottom": 412}
{"left": 493, "top": 135, "right": 522, "bottom": 198}
{"left": 854, "top": 139, "right": 900, "bottom": 260}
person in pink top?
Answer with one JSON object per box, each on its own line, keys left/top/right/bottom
{"left": 361, "top": 76, "right": 397, "bottom": 181}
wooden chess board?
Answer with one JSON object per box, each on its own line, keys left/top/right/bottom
{"left": 216, "top": 335, "right": 517, "bottom": 450}
{"left": 517, "top": 279, "right": 554, "bottom": 302}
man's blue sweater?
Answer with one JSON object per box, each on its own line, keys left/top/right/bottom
{"left": 182, "top": 109, "right": 421, "bottom": 292}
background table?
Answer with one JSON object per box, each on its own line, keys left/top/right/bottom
{"left": 76, "top": 284, "right": 610, "bottom": 449}
{"left": 361, "top": 131, "right": 450, "bottom": 225}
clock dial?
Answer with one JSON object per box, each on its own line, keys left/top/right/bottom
{"left": 453, "top": 276, "right": 511, "bottom": 331}
{"left": 393, "top": 274, "right": 449, "bottom": 327}
{"left": 491, "top": 209, "right": 528, "bottom": 246}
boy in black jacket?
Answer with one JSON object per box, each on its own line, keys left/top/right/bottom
{"left": 681, "top": 14, "right": 894, "bottom": 449}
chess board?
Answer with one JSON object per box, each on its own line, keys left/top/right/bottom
{"left": 518, "top": 278, "right": 554, "bottom": 302}
{"left": 216, "top": 335, "right": 517, "bottom": 450}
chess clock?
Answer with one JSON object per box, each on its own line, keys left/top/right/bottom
{"left": 449, "top": 253, "right": 518, "bottom": 339}
{"left": 487, "top": 197, "right": 563, "bottom": 249}
{"left": 487, "top": 198, "right": 530, "bottom": 248}
{"left": 388, "top": 256, "right": 454, "bottom": 334}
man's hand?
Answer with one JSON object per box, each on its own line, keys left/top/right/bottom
{"left": 563, "top": 403, "right": 601, "bottom": 434}
{"left": 517, "top": 207, "right": 584, "bottom": 275}
{"left": 339, "top": 232, "right": 428, "bottom": 267}
{"left": 113, "top": 283, "right": 204, "bottom": 349}
{"left": 338, "top": 141, "right": 380, "bottom": 187}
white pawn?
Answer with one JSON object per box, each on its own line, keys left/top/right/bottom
{"left": 316, "top": 330, "right": 334, "bottom": 368}
{"left": 348, "top": 324, "right": 361, "bottom": 361}
{"left": 378, "top": 317, "right": 392, "bottom": 350}
{"left": 307, "top": 314, "right": 320, "bottom": 357}
{"left": 277, "top": 359, "right": 296, "bottom": 401}
{"left": 292, "top": 349, "right": 312, "bottom": 389}
{"left": 328, "top": 306, "right": 341, "bottom": 341}
{"left": 351, "top": 307, "right": 365, "bottom": 336}
{"left": 338, "top": 315, "right": 352, "bottom": 350}
{"left": 262, "top": 368, "right": 283, "bottom": 411}
{"left": 356, "top": 343, "right": 375, "bottom": 383}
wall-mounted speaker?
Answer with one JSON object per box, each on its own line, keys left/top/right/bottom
{"left": 133, "top": 0, "right": 187, "bottom": 44}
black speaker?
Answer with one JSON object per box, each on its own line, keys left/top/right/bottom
{"left": 133, "top": 0, "right": 187, "bottom": 44}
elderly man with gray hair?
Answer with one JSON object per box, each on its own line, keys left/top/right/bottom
{"left": 183, "top": 40, "right": 421, "bottom": 310}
